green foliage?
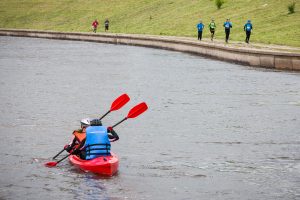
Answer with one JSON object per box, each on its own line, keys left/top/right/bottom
{"left": 215, "top": 0, "right": 225, "bottom": 9}
{"left": 288, "top": 2, "right": 296, "bottom": 14}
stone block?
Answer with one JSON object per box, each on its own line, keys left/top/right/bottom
{"left": 275, "top": 56, "right": 293, "bottom": 70}
{"left": 260, "top": 55, "right": 274, "bottom": 68}
{"left": 292, "top": 58, "right": 300, "bottom": 70}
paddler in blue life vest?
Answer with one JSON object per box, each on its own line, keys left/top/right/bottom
{"left": 79, "top": 124, "right": 114, "bottom": 160}
{"left": 65, "top": 118, "right": 119, "bottom": 159}
{"left": 244, "top": 20, "right": 253, "bottom": 43}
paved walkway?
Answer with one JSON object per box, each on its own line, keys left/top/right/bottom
{"left": 150, "top": 35, "right": 300, "bottom": 53}
{"left": 111, "top": 32, "right": 300, "bottom": 54}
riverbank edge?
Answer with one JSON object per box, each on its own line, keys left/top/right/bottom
{"left": 1, "top": 29, "right": 299, "bottom": 71}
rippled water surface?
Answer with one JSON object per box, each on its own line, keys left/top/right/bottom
{"left": 0, "top": 36, "right": 299, "bottom": 200}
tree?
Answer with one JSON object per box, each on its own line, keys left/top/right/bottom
{"left": 215, "top": 0, "right": 225, "bottom": 9}
{"left": 288, "top": 1, "right": 296, "bottom": 14}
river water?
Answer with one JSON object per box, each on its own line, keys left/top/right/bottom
{"left": 0, "top": 36, "right": 299, "bottom": 200}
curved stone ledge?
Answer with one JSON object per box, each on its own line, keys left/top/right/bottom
{"left": 1, "top": 29, "right": 299, "bottom": 71}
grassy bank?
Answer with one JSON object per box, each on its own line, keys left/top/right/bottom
{"left": 0, "top": 0, "right": 299, "bottom": 47}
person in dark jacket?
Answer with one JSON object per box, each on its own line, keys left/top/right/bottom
{"left": 244, "top": 20, "right": 253, "bottom": 43}
{"left": 104, "top": 19, "right": 109, "bottom": 32}
{"left": 223, "top": 18, "right": 232, "bottom": 43}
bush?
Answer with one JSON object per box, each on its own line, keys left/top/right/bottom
{"left": 288, "top": 2, "right": 296, "bottom": 14}
{"left": 215, "top": 0, "right": 225, "bottom": 9}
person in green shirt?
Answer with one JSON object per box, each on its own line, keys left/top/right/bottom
{"left": 208, "top": 18, "right": 216, "bottom": 41}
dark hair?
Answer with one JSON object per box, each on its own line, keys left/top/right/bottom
{"left": 90, "top": 119, "right": 102, "bottom": 126}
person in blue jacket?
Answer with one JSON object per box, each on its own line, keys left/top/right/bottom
{"left": 244, "top": 20, "right": 253, "bottom": 43}
{"left": 223, "top": 18, "right": 232, "bottom": 43}
{"left": 196, "top": 20, "right": 205, "bottom": 41}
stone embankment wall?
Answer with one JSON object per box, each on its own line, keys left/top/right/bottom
{"left": 1, "top": 29, "right": 299, "bottom": 71}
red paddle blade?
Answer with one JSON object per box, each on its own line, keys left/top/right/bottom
{"left": 127, "top": 102, "right": 148, "bottom": 119}
{"left": 44, "top": 161, "right": 58, "bottom": 168}
{"left": 110, "top": 94, "right": 130, "bottom": 111}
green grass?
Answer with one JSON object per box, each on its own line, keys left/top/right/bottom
{"left": 0, "top": 0, "right": 299, "bottom": 47}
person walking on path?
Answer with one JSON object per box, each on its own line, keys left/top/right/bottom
{"left": 223, "top": 18, "right": 232, "bottom": 43}
{"left": 244, "top": 20, "right": 253, "bottom": 43}
{"left": 104, "top": 19, "right": 109, "bottom": 32}
{"left": 196, "top": 20, "right": 205, "bottom": 41}
{"left": 208, "top": 18, "right": 216, "bottom": 41}
{"left": 92, "top": 19, "right": 99, "bottom": 33}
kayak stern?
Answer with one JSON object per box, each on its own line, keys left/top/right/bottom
{"left": 69, "top": 152, "right": 119, "bottom": 176}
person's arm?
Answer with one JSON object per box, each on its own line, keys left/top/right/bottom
{"left": 72, "top": 138, "right": 86, "bottom": 155}
{"left": 107, "top": 127, "right": 119, "bottom": 142}
{"left": 64, "top": 136, "right": 77, "bottom": 153}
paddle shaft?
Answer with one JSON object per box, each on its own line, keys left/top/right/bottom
{"left": 99, "top": 110, "right": 110, "bottom": 120}
{"left": 56, "top": 153, "right": 72, "bottom": 164}
{"left": 52, "top": 148, "right": 65, "bottom": 160}
{"left": 112, "top": 118, "right": 127, "bottom": 128}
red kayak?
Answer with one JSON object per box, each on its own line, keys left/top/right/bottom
{"left": 69, "top": 152, "right": 119, "bottom": 176}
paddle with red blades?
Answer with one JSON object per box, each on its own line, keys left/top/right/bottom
{"left": 99, "top": 93, "right": 130, "bottom": 120}
{"left": 112, "top": 102, "right": 148, "bottom": 128}
{"left": 45, "top": 153, "right": 72, "bottom": 167}
{"left": 51, "top": 93, "right": 130, "bottom": 160}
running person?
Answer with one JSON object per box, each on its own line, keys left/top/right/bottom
{"left": 196, "top": 20, "right": 205, "bottom": 41}
{"left": 208, "top": 18, "right": 216, "bottom": 41}
{"left": 223, "top": 18, "right": 232, "bottom": 43}
{"left": 92, "top": 19, "right": 99, "bottom": 33}
{"left": 244, "top": 20, "right": 253, "bottom": 43}
{"left": 104, "top": 19, "right": 109, "bottom": 32}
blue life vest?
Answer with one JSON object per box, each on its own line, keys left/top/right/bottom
{"left": 224, "top": 22, "right": 232, "bottom": 29}
{"left": 84, "top": 126, "right": 111, "bottom": 160}
{"left": 245, "top": 23, "right": 252, "bottom": 31}
{"left": 197, "top": 23, "right": 204, "bottom": 31}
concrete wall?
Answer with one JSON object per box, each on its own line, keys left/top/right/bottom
{"left": 1, "top": 29, "right": 299, "bottom": 71}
